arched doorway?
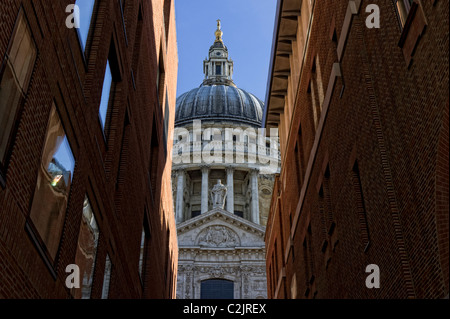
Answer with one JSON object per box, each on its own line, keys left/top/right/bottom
{"left": 200, "top": 279, "right": 234, "bottom": 299}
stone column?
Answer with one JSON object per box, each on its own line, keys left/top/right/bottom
{"left": 226, "top": 167, "right": 234, "bottom": 214}
{"left": 176, "top": 170, "right": 185, "bottom": 223}
{"left": 201, "top": 167, "right": 209, "bottom": 214}
{"left": 250, "top": 169, "right": 260, "bottom": 224}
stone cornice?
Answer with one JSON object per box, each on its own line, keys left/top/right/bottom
{"left": 176, "top": 208, "right": 266, "bottom": 236}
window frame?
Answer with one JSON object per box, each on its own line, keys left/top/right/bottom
{"left": 0, "top": 7, "right": 37, "bottom": 188}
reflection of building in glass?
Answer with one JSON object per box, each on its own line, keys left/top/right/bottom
{"left": 48, "top": 158, "right": 71, "bottom": 190}
{"left": 74, "top": 197, "right": 99, "bottom": 299}
{"left": 29, "top": 104, "right": 74, "bottom": 261}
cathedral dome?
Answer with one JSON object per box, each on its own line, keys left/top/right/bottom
{"left": 175, "top": 20, "right": 263, "bottom": 127}
{"left": 175, "top": 85, "right": 264, "bottom": 127}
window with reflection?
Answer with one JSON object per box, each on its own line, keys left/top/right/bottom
{"left": 73, "top": 196, "right": 99, "bottom": 299}
{"left": 0, "top": 9, "right": 37, "bottom": 176}
{"left": 395, "top": 0, "right": 414, "bottom": 27}
{"left": 75, "top": 0, "right": 95, "bottom": 51}
{"left": 29, "top": 103, "right": 75, "bottom": 261}
{"left": 101, "top": 254, "right": 112, "bottom": 299}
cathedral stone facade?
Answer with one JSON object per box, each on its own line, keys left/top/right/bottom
{"left": 172, "top": 21, "right": 279, "bottom": 299}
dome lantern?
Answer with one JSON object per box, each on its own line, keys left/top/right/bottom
{"left": 203, "top": 20, "right": 234, "bottom": 87}
{"left": 176, "top": 21, "right": 264, "bottom": 128}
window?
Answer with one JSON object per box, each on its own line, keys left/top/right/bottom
{"left": 149, "top": 117, "right": 159, "bottom": 194}
{"left": 28, "top": 103, "right": 75, "bottom": 261}
{"left": 352, "top": 161, "right": 370, "bottom": 251}
{"left": 118, "top": 0, "right": 127, "bottom": 45}
{"left": 157, "top": 51, "right": 165, "bottom": 105}
{"left": 305, "top": 225, "right": 315, "bottom": 284}
{"left": 131, "top": 6, "right": 143, "bottom": 76}
{"left": 395, "top": 0, "right": 414, "bottom": 27}
{"left": 138, "top": 227, "right": 147, "bottom": 278}
{"left": 323, "top": 166, "right": 334, "bottom": 233}
{"left": 74, "top": 196, "right": 99, "bottom": 299}
{"left": 191, "top": 211, "right": 201, "bottom": 218}
{"left": 101, "top": 254, "right": 112, "bottom": 299}
{"left": 318, "top": 186, "right": 329, "bottom": 251}
{"left": 163, "top": 94, "right": 170, "bottom": 153}
{"left": 234, "top": 211, "right": 244, "bottom": 218}
{"left": 309, "top": 57, "right": 324, "bottom": 130}
{"left": 294, "top": 125, "right": 305, "bottom": 189}
{"left": 201, "top": 279, "right": 234, "bottom": 299}
{"left": 215, "top": 64, "right": 221, "bottom": 76}
{"left": 99, "top": 59, "right": 113, "bottom": 131}
{"left": 0, "top": 9, "right": 37, "bottom": 181}
{"left": 115, "top": 110, "right": 130, "bottom": 189}
{"left": 75, "top": 0, "right": 95, "bottom": 52}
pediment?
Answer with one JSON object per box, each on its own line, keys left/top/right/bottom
{"left": 177, "top": 208, "right": 266, "bottom": 248}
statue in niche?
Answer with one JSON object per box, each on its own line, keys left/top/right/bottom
{"left": 210, "top": 179, "right": 227, "bottom": 209}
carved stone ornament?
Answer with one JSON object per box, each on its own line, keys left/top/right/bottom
{"left": 196, "top": 225, "right": 240, "bottom": 247}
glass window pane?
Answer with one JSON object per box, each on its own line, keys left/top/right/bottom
{"left": 0, "top": 64, "right": 22, "bottom": 161}
{"left": 75, "top": 0, "right": 95, "bottom": 51}
{"left": 29, "top": 104, "right": 75, "bottom": 260}
{"left": 99, "top": 59, "right": 112, "bottom": 130}
{"left": 74, "top": 196, "right": 99, "bottom": 299}
{"left": 396, "top": 0, "right": 413, "bottom": 27}
{"left": 0, "top": 10, "right": 36, "bottom": 163}
{"left": 101, "top": 255, "right": 112, "bottom": 299}
{"left": 138, "top": 229, "right": 145, "bottom": 276}
{"left": 8, "top": 12, "right": 36, "bottom": 90}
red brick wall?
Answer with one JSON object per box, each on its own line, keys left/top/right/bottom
{"left": 266, "top": 0, "right": 449, "bottom": 299}
{"left": 0, "top": 0, "right": 178, "bottom": 299}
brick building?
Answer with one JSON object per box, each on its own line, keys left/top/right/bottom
{"left": 264, "top": 0, "right": 448, "bottom": 298}
{"left": 0, "top": 0, "right": 178, "bottom": 298}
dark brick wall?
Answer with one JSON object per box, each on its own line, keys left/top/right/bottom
{"left": 266, "top": 0, "right": 449, "bottom": 299}
{"left": 0, "top": 0, "right": 178, "bottom": 299}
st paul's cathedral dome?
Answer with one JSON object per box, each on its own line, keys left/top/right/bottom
{"left": 175, "top": 20, "right": 264, "bottom": 127}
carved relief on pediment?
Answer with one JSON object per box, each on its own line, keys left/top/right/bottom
{"left": 196, "top": 225, "right": 240, "bottom": 247}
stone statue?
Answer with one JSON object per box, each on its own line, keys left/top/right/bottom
{"left": 210, "top": 179, "right": 227, "bottom": 209}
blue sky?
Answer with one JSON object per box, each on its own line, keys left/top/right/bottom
{"left": 174, "top": 0, "right": 277, "bottom": 102}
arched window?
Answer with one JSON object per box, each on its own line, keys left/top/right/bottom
{"left": 200, "top": 279, "right": 234, "bottom": 299}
